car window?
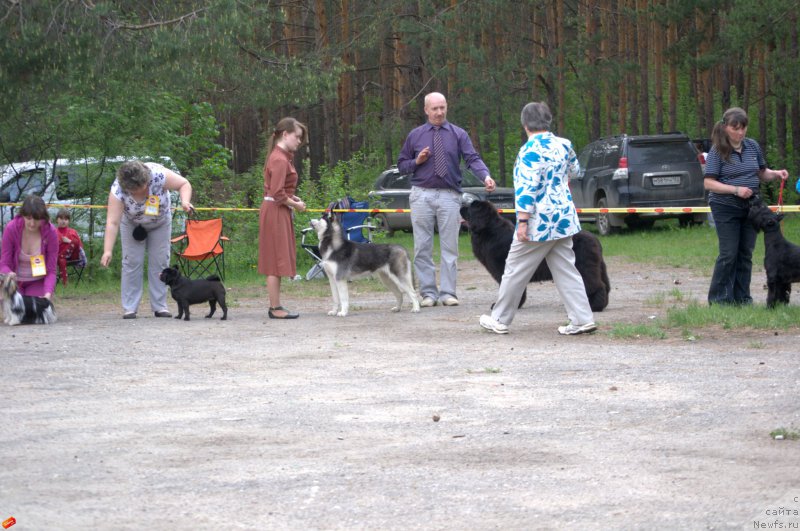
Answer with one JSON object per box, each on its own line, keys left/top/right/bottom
{"left": 54, "top": 163, "right": 116, "bottom": 200}
{"left": 385, "top": 173, "right": 411, "bottom": 189}
{"left": 588, "top": 145, "right": 607, "bottom": 169}
{"left": 602, "top": 140, "right": 621, "bottom": 167}
{"left": 1, "top": 169, "right": 47, "bottom": 201}
{"left": 627, "top": 142, "right": 697, "bottom": 165}
{"left": 578, "top": 147, "right": 591, "bottom": 171}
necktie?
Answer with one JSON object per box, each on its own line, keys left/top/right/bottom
{"left": 433, "top": 126, "right": 447, "bottom": 178}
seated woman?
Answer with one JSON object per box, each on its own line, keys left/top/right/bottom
{"left": 0, "top": 195, "right": 59, "bottom": 299}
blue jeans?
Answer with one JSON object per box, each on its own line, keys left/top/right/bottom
{"left": 707, "top": 202, "right": 756, "bottom": 305}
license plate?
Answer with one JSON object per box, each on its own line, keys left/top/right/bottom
{"left": 652, "top": 176, "right": 681, "bottom": 186}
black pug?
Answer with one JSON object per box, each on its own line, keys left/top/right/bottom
{"left": 461, "top": 200, "right": 610, "bottom": 311}
{"left": 747, "top": 196, "right": 800, "bottom": 307}
{"left": 159, "top": 266, "right": 228, "bottom": 321}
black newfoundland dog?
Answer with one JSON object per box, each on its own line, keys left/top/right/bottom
{"left": 462, "top": 200, "right": 610, "bottom": 311}
{"left": 748, "top": 196, "right": 800, "bottom": 307}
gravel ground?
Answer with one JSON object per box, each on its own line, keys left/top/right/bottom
{"left": 1, "top": 256, "right": 799, "bottom": 530}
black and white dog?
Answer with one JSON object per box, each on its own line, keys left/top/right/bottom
{"left": 0, "top": 273, "right": 57, "bottom": 325}
{"left": 310, "top": 217, "right": 420, "bottom": 316}
{"left": 748, "top": 196, "right": 800, "bottom": 307}
{"left": 159, "top": 266, "right": 228, "bottom": 321}
{"left": 461, "top": 200, "right": 611, "bottom": 311}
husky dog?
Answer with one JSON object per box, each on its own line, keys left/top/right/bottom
{"left": 310, "top": 217, "right": 420, "bottom": 316}
{"left": 0, "top": 274, "right": 57, "bottom": 326}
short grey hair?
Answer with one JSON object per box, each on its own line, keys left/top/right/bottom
{"left": 116, "top": 161, "right": 152, "bottom": 192}
{"left": 520, "top": 102, "right": 552, "bottom": 132}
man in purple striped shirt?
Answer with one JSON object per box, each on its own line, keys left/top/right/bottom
{"left": 397, "top": 92, "right": 496, "bottom": 307}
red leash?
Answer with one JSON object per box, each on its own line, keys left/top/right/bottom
{"left": 778, "top": 177, "right": 786, "bottom": 232}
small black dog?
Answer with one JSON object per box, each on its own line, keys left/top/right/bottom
{"left": 748, "top": 196, "right": 800, "bottom": 307}
{"left": 159, "top": 267, "right": 228, "bottom": 321}
{"left": 461, "top": 200, "right": 610, "bottom": 311}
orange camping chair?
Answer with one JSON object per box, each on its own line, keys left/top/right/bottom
{"left": 170, "top": 217, "right": 229, "bottom": 280}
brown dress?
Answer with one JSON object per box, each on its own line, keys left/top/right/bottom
{"left": 258, "top": 146, "right": 298, "bottom": 277}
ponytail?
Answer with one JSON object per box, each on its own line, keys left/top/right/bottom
{"left": 711, "top": 107, "right": 748, "bottom": 163}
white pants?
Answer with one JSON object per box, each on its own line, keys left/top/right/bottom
{"left": 409, "top": 186, "right": 462, "bottom": 300}
{"left": 120, "top": 217, "right": 172, "bottom": 314}
{"left": 492, "top": 235, "right": 594, "bottom": 327}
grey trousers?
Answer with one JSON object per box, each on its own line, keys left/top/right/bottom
{"left": 409, "top": 186, "right": 462, "bottom": 300}
{"left": 120, "top": 217, "right": 172, "bottom": 314}
{"left": 491, "top": 235, "right": 594, "bottom": 327}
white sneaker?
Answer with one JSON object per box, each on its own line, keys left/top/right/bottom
{"left": 480, "top": 314, "right": 509, "bottom": 334}
{"left": 420, "top": 296, "right": 437, "bottom": 308}
{"left": 440, "top": 295, "right": 459, "bottom": 306}
{"left": 557, "top": 322, "right": 597, "bottom": 335}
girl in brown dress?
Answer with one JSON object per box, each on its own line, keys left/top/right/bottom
{"left": 258, "top": 117, "right": 308, "bottom": 319}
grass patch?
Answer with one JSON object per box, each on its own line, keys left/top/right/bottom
{"left": 770, "top": 427, "right": 800, "bottom": 440}
{"left": 590, "top": 215, "right": 800, "bottom": 271}
{"left": 666, "top": 302, "right": 800, "bottom": 330}
{"left": 607, "top": 323, "right": 667, "bottom": 339}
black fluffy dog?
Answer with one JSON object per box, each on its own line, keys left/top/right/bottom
{"left": 461, "top": 200, "right": 610, "bottom": 311}
{"left": 747, "top": 197, "right": 800, "bottom": 307}
{"left": 159, "top": 267, "right": 228, "bottom": 321}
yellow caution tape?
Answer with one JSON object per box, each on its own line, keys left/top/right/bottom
{"left": 2, "top": 204, "right": 798, "bottom": 214}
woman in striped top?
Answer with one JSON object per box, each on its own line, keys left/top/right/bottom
{"left": 703, "top": 107, "right": 788, "bottom": 305}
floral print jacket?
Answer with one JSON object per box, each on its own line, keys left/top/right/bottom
{"left": 513, "top": 131, "right": 582, "bottom": 242}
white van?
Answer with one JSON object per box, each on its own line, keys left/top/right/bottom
{"left": 0, "top": 156, "right": 179, "bottom": 240}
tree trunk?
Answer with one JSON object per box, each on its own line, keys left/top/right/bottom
{"left": 668, "top": 19, "right": 678, "bottom": 131}
{"left": 653, "top": 10, "right": 664, "bottom": 133}
{"left": 637, "top": 0, "right": 649, "bottom": 134}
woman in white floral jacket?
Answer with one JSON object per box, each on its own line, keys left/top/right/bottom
{"left": 479, "top": 102, "right": 597, "bottom": 336}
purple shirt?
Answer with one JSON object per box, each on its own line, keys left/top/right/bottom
{"left": 397, "top": 121, "right": 490, "bottom": 192}
{"left": 0, "top": 215, "right": 59, "bottom": 296}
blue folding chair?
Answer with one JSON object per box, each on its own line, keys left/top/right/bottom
{"left": 331, "top": 196, "right": 374, "bottom": 243}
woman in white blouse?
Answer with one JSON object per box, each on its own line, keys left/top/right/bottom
{"left": 100, "top": 160, "right": 193, "bottom": 319}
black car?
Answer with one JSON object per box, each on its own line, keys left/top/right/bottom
{"left": 368, "top": 166, "right": 516, "bottom": 235}
{"left": 572, "top": 133, "right": 707, "bottom": 235}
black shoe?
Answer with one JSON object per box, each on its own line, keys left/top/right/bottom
{"left": 154, "top": 311, "right": 172, "bottom": 318}
{"left": 268, "top": 306, "right": 299, "bottom": 319}
{"left": 122, "top": 312, "right": 137, "bottom": 320}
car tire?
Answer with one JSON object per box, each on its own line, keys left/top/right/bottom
{"left": 626, "top": 217, "right": 655, "bottom": 231}
{"left": 678, "top": 214, "right": 703, "bottom": 228}
{"left": 595, "top": 197, "right": 617, "bottom": 236}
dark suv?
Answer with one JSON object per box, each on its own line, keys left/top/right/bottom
{"left": 572, "top": 133, "right": 707, "bottom": 235}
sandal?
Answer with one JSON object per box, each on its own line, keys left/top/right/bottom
{"left": 268, "top": 306, "right": 299, "bottom": 319}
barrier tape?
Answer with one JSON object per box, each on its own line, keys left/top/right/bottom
{"left": 2, "top": 203, "right": 798, "bottom": 214}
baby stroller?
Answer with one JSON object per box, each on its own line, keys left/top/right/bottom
{"left": 301, "top": 196, "right": 376, "bottom": 280}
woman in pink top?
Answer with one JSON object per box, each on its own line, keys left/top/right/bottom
{"left": 0, "top": 195, "right": 59, "bottom": 298}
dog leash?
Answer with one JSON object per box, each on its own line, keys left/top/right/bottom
{"left": 778, "top": 177, "right": 786, "bottom": 232}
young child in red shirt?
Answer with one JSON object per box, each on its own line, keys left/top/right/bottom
{"left": 56, "top": 209, "right": 85, "bottom": 286}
